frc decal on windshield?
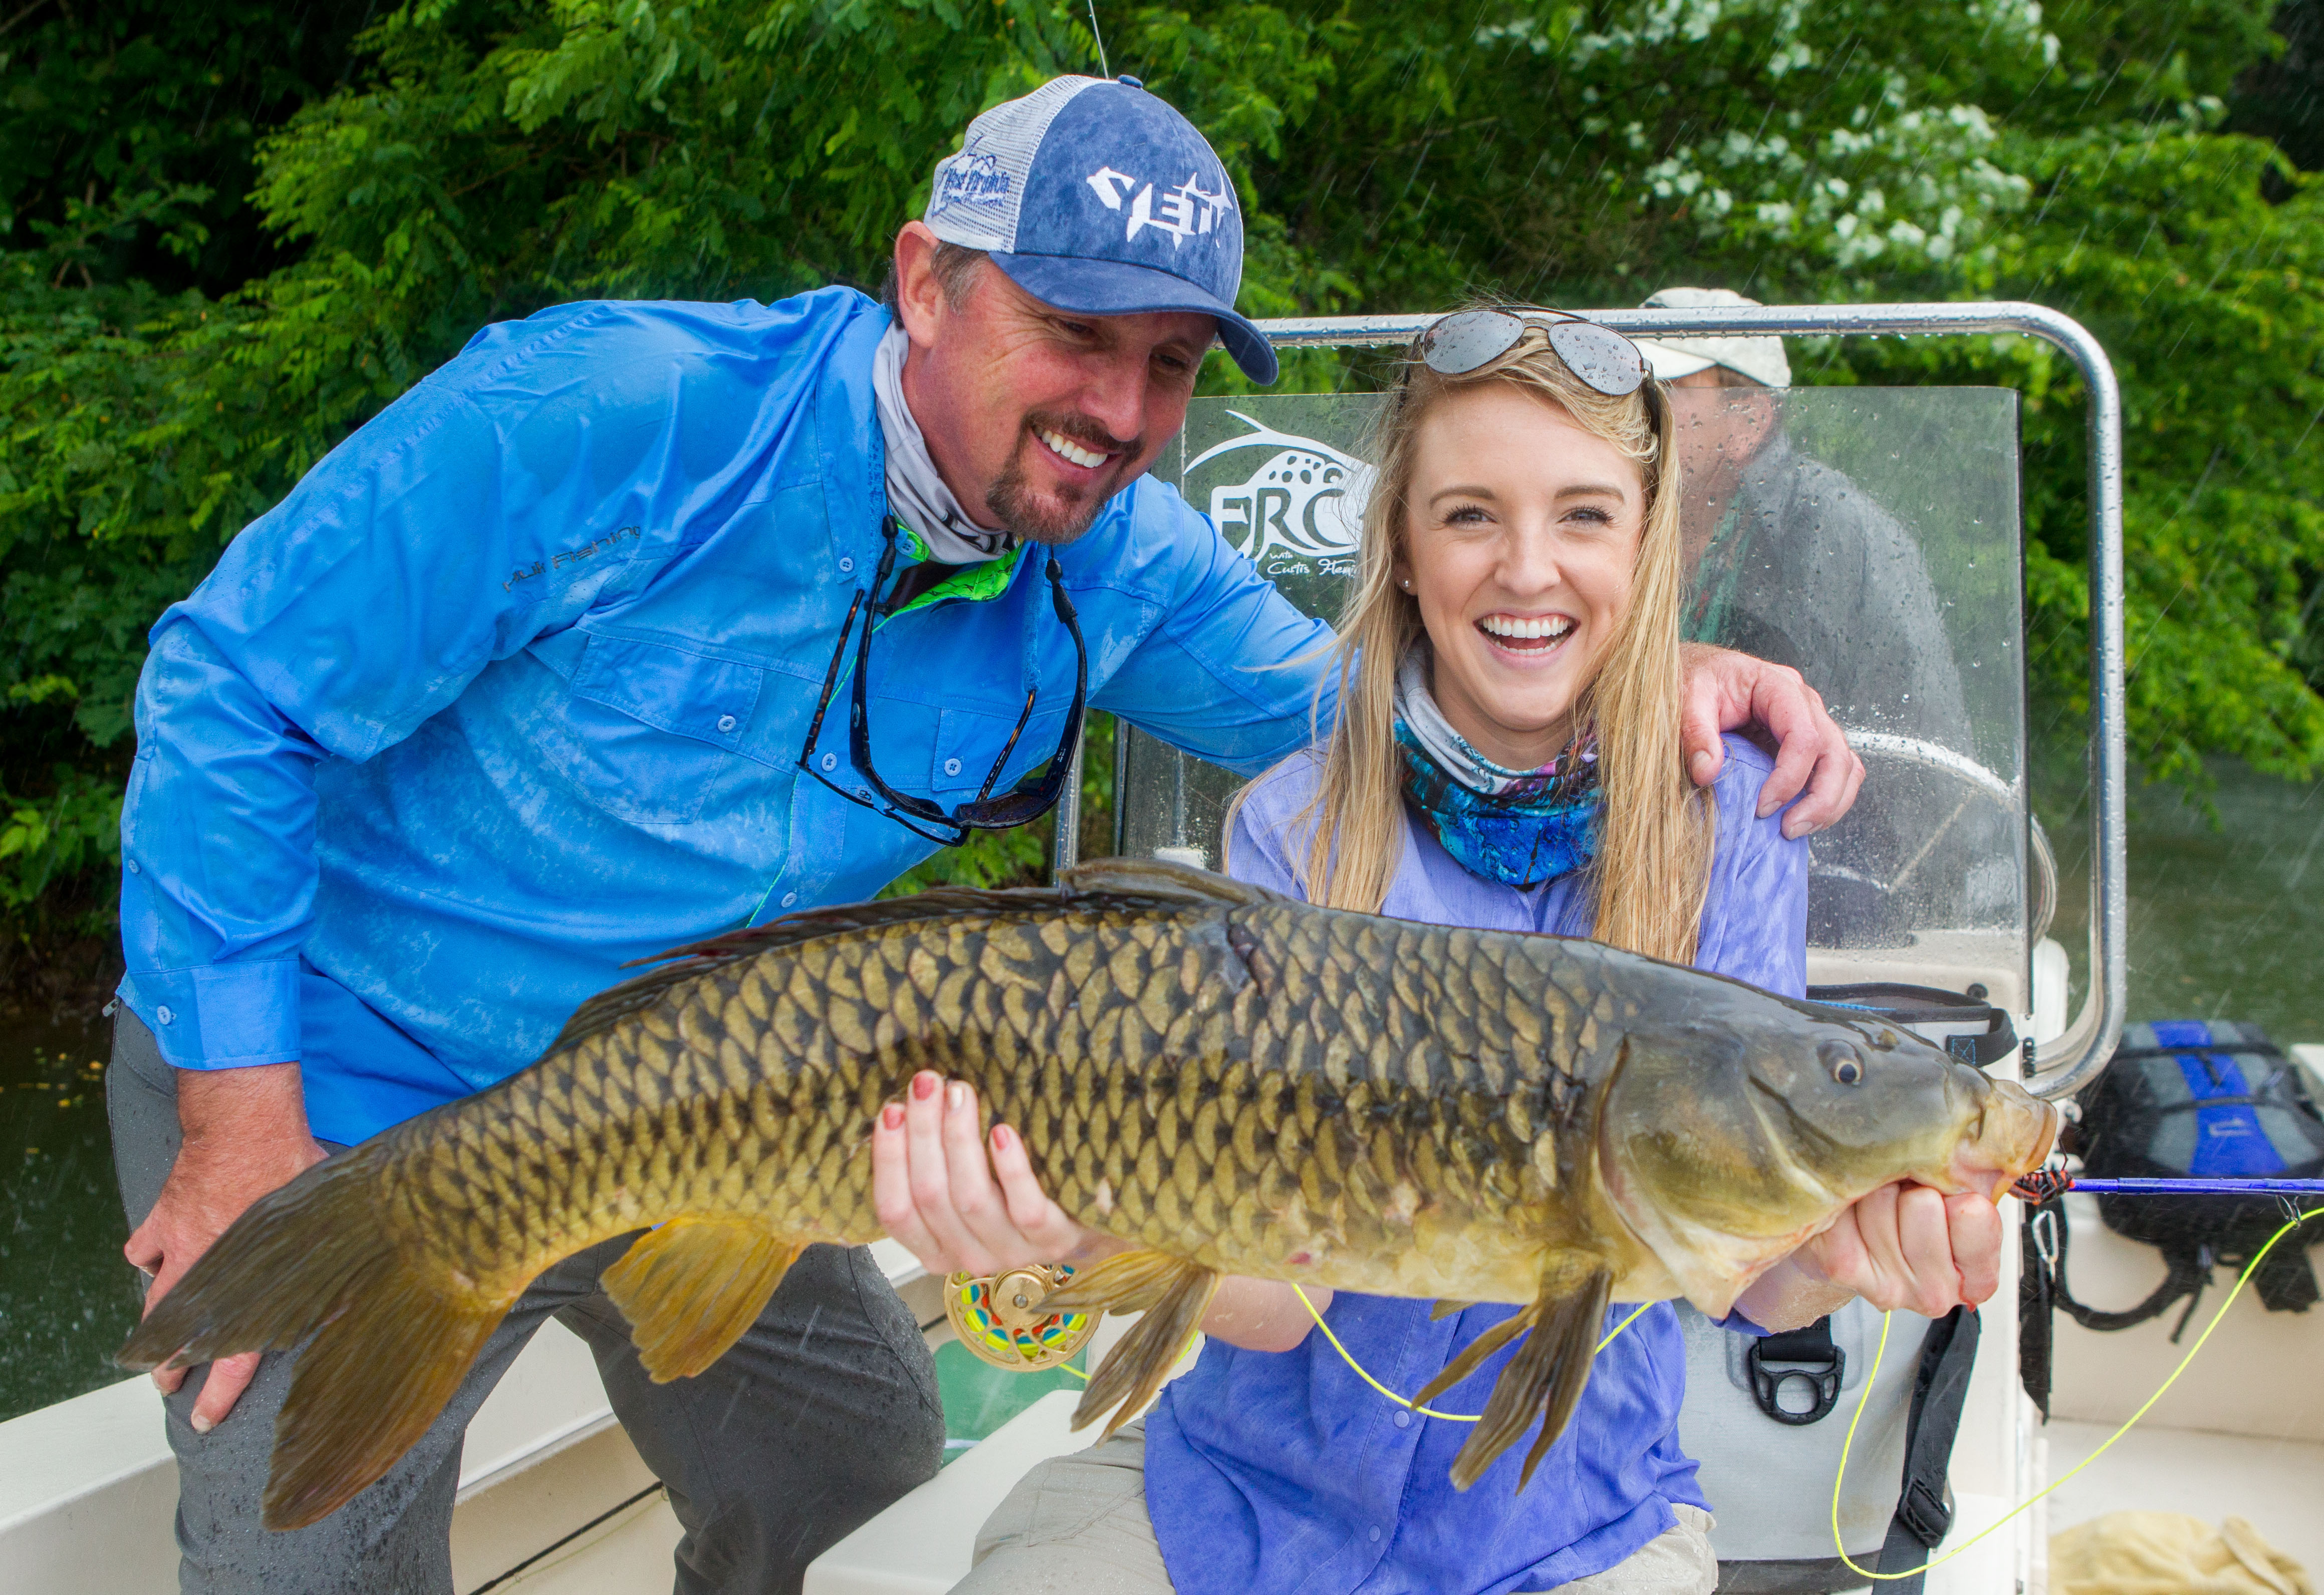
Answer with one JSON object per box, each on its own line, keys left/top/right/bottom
{"left": 1187, "top": 412, "right": 1372, "bottom": 576}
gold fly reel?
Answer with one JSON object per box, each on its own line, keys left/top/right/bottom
{"left": 945, "top": 1262, "right": 1099, "bottom": 1372}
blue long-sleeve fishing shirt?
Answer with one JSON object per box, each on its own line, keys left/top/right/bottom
{"left": 116, "top": 287, "right": 1333, "bottom": 1145}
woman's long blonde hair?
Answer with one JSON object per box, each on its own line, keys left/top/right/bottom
{"left": 1254, "top": 317, "right": 1713, "bottom": 964}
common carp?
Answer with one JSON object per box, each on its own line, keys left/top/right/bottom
{"left": 121, "top": 860, "right": 2054, "bottom": 1529}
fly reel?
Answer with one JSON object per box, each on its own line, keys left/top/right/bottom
{"left": 945, "top": 1262, "right": 1098, "bottom": 1372}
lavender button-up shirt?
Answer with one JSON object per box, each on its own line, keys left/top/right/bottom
{"left": 1143, "top": 734, "right": 1809, "bottom": 1595}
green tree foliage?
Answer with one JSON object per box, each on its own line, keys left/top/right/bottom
{"left": 0, "top": 0, "right": 2319, "bottom": 950}
{"left": 0, "top": 1, "right": 376, "bottom": 293}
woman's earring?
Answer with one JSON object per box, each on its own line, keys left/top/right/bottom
{"left": 1399, "top": 578, "right": 1412, "bottom": 592}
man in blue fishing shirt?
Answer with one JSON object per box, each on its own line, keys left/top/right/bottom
{"left": 107, "top": 74, "right": 1864, "bottom": 1595}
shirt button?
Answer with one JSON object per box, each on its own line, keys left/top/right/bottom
{"left": 1392, "top": 1410, "right": 1411, "bottom": 1429}
{"left": 1368, "top": 1526, "right": 1382, "bottom": 1543}
{"left": 820, "top": 753, "right": 838, "bottom": 772}
{"left": 781, "top": 892, "right": 799, "bottom": 908}
{"left": 716, "top": 714, "right": 738, "bottom": 734}
{"left": 126, "top": 859, "right": 141, "bottom": 875}
{"left": 155, "top": 1005, "right": 175, "bottom": 1025}
{"left": 943, "top": 757, "right": 962, "bottom": 777}
{"left": 838, "top": 556, "right": 856, "bottom": 574}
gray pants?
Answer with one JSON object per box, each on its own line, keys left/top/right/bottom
{"left": 109, "top": 1013, "right": 944, "bottom": 1595}
{"left": 956, "top": 1425, "right": 1718, "bottom": 1595}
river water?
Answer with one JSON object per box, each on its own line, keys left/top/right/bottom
{"left": 3, "top": 763, "right": 2319, "bottom": 1423}
{"left": 1, "top": 1011, "right": 140, "bottom": 1422}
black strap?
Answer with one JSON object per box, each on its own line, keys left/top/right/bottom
{"left": 2019, "top": 1203, "right": 2056, "bottom": 1419}
{"left": 2038, "top": 1188, "right": 2212, "bottom": 1335}
{"left": 1874, "top": 1306, "right": 1980, "bottom": 1594}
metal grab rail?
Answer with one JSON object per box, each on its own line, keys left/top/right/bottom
{"left": 1054, "top": 302, "right": 2125, "bottom": 1101}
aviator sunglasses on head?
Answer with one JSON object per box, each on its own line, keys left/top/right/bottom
{"left": 796, "top": 517, "right": 1088, "bottom": 848}
{"left": 1418, "top": 307, "right": 1651, "bottom": 397}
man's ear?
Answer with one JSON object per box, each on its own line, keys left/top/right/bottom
{"left": 893, "top": 221, "right": 948, "bottom": 352}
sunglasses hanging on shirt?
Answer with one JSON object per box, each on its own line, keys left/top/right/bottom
{"left": 796, "top": 518, "right": 1089, "bottom": 849}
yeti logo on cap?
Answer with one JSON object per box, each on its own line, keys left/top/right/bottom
{"left": 1084, "top": 167, "right": 1234, "bottom": 249}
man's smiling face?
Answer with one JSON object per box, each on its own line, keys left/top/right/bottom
{"left": 893, "top": 222, "right": 1213, "bottom": 545}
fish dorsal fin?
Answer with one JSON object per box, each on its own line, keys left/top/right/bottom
{"left": 600, "top": 1218, "right": 804, "bottom": 1382}
{"left": 1058, "top": 856, "right": 1281, "bottom": 909}
{"left": 548, "top": 858, "right": 1278, "bottom": 1056}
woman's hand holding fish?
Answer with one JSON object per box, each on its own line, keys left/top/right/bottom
{"left": 1735, "top": 1181, "right": 2002, "bottom": 1329}
{"left": 872, "top": 1070, "right": 1096, "bottom": 1278}
{"left": 872, "top": 1072, "right": 1330, "bottom": 1352}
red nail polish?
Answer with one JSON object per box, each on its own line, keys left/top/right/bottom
{"left": 912, "top": 1072, "right": 936, "bottom": 1100}
{"left": 882, "top": 1104, "right": 903, "bottom": 1130}
{"left": 992, "top": 1125, "right": 1012, "bottom": 1151}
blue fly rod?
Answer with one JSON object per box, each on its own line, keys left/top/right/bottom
{"left": 2071, "top": 1177, "right": 2324, "bottom": 1196}
{"left": 2014, "top": 1173, "right": 2324, "bottom": 1200}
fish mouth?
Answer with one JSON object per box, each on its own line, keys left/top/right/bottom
{"left": 1945, "top": 1079, "right": 2060, "bottom": 1201}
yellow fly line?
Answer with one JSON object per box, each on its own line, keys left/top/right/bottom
{"left": 1292, "top": 1284, "right": 1657, "bottom": 1421}
{"left": 1830, "top": 1205, "right": 2323, "bottom": 1581}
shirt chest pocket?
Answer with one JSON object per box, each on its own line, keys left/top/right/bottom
{"left": 930, "top": 704, "right": 1071, "bottom": 800}
{"left": 549, "top": 634, "right": 767, "bottom": 825}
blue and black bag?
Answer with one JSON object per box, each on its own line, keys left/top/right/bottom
{"left": 2056, "top": 1020, "right": 2324, "bottom": 1336}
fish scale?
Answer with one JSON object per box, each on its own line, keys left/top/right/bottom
{"left": 120, "top": 859, "right": 2055, "bottom": 1529}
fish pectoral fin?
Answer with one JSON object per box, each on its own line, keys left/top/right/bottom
{"left": 1037, "top": 1247, "right": 1196, "bottom": 1316}
{"left": 600, "top": 1218, "right": 803, "bottom": 1382}
{"left": 1428, "top": 1298, "right": 1477, "bottom": 1321}
{"left": 1067, "top": 1259, "right": 1219, "bottom": 1438}
{"left": 1411, "top": 1308, "right": 1536, "bottom": 1407}
{"left": 1447, "top": 1265, "right": 1614, "bottom": 1494}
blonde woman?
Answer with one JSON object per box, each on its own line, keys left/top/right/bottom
{"left": 886, "top": 309, "right": 2003, "bottom": 1595}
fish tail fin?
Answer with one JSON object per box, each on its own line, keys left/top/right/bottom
{"left": 117, "top": 1147, "right": 519, "bottom": 1531}
{"left": 1448, "top": 1265, "right": 1613, "bottom": 1493}
{"left": 1044, "top": 1249, "right": 1218, "bottom": 1437}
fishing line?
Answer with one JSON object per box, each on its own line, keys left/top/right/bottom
{"left": 1292, "top": 1286, "right": 1655, "bottom": 1422}
{"left": 1829, "top": 1202, "right": 2324, "bottom": 1581}
{"left": 1268, "top": 1184, "right": 2318, "bottom": 1566}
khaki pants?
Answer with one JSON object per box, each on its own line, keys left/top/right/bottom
{"left": 954, "top": 1423, "right": 1719, "bottom": 1594}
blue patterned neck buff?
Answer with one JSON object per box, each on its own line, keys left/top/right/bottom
{"left": 1392, "top": 646, "right": 1602, "bottom": 889}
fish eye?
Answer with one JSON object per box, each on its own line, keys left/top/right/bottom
{"left": 1820, "top": 1040, "right": 1865, "bottom": 1085}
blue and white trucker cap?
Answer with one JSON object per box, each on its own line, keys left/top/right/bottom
{"left": 923, "top": 75, "right": 1278, "bottom": 384}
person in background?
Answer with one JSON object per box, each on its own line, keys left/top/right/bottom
{"left": 1638, "top": 285, "right": 1969, "bottom": 748}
